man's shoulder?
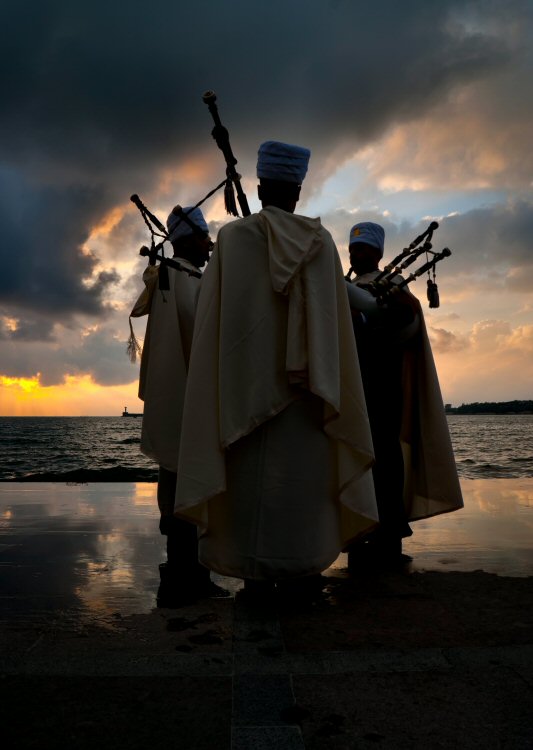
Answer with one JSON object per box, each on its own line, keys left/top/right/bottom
{"left": 217, "top": 210, "right": 336, "bottom": 254}
{"left": 219, "top": 213, "right": 262, "bottom": 237}
{"left": 292, "top": 212, "right": 334, "bottom": 242}
{"left": 216, "top": 215, "right": 264, "bottom": 250}
{"left": 315, "top": 221, "right": 335, "bottom": 244}
{"left": 261, "top": 207, "right": 334, "bottom": 243}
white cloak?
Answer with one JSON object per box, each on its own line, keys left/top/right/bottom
{"left": 136, "top": 259, "right": 201, "bottom": 472}
{"left": 175, "top": 207, "right": 378, "bottom": 580}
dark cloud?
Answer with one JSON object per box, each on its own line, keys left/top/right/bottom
{"left": 1, "top": 324, "right": 137, "bottom": 386}
{"left": 0, "top": 170, "right": 119, "bottom": 318}
{"left": 56, "top": 328, "right": 138, "bottom": 387}
{"left": 1, "top": 0, "right": 531, "bottom": 388}
{"left": 321, "top": 199, "right": 533, "bottom": 282}
{"left": 1, "top": 2, "right": 519, "bottom": 187}
{"left": 434, "top": 200, "right": 533, "bottom": 276}
{"left": 0, "top": 316, "right": 56, "bottom": 343}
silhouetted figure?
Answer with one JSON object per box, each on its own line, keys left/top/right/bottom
{"left": 173, "top": 141, "right": 378, "bottom": 596}
{"left": 131, "top": 206, "right": 228, "bottom": 605}
{"left": 345, "top": 221, "right": 463, "bottom": 567}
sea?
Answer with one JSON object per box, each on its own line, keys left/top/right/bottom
{"left": 0, "top": 414, "right": 532, "bottom": 482}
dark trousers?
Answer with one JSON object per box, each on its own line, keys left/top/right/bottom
{"left": 158, "top": 466, "right": 210, "bottom": 584}
{"left": 359, "top": 350, "right": 412, "bottom": 545}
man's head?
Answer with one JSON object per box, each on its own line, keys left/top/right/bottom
{"left": 348, "top": 222, "right": 385, "bottom": 275}
{"left": 256, "top": 140, "right": 310, "bottom": 213}
{"left": 166, "top": 206, "right": 212, "bottom": 269}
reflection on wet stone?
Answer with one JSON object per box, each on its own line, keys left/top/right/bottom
{"left": 1, "top": 479, "right": 532, "bottom": 627}
{"left": 0, "top": 479, "right": 532, "bottom": 750}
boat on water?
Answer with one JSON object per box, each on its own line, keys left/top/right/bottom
{"left": 122, "top": 406, "right": 143, "bottom": 418}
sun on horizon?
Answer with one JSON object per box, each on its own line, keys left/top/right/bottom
{"left": 0, "top": 374, "right": 143, "bottom": 417}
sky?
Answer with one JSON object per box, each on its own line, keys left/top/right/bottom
{"left": 1, "top": 0, "right": 532, "bottom": 416}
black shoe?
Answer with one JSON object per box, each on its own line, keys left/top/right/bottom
{"left": 156, "top": 581, "right": 198, "bottom": 608}
{"left": 195, "top": 580, "right": 231, "bottom": 599}
{"left": 347, "top": 537, "right": 408, "bottom": 572}
{"left": 277, "top": 574, "right": 325, "bottom": 603}
{"left": 239, "top": 580, "right": 277, "bottom": 604}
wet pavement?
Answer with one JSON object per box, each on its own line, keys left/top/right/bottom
{"left": 1, "top": 480, "right": 533, "bottom": 749}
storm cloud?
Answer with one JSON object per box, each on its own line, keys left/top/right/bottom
{"left": 1, "top": 0, "right": 532, "bottom": 399}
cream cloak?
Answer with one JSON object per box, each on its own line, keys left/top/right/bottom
{"left": 133, "top": 259, "right": 201, "bottom": 472}
{"left": 352, "top": 272, "right": 463, "bottom": 521}
{"left": 175, "top": 207, "right": 378, "bottom": 579}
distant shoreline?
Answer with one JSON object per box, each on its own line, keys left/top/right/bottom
{"left": 1, "top": 400, "right": 532, "bottom": 419}
{"left": 445, "top": 400, "right": 533, "bottom": 415}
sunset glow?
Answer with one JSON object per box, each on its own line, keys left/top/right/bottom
{"left": 1, "top": 1, "right": 531, "bottom": 416}
{"left": 0, "top": 374, "right": 142, "bottom": 417}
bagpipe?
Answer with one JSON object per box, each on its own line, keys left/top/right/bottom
{"left": 130, "top": 90, "right": 250, "bottom": 286}
{"left": 130, "top": 196, "right": 207, "bottom": 283}
{"left": 202, "top": 90, "right": 250, "bottom": 218}
{"left": 345, "top": 221, "right": 451, "bottom": 309}
{"left": 127, "top": 91, "right": 251, "bottom": 363}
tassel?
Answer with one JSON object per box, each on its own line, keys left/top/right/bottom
{"left": 224, "top": 179, "right": 239, "bottom": 216}
{"left": 127, "top": 317, "right": 142, "bottom": 363}
{"left": 427, "top": 279, "right": 440, "bottom": 308}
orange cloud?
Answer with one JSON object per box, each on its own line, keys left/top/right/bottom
{"left": 353, "top": 88, "right": 532, "bottom": 193}
{"left": 156, "top": 154, "right": 219, "bottom": 198}
{"left": 0, "top": 374, "right": 143, "bottom": 417}
{"left": 0, "top": 375, "right": 41, "bottom": 395}
{"left": 432, "top": 320, "right": 533, "bottom": 404}
{"left": 1, "top": 317, "right": 18, "bottom": 332}
{"left": 89, "top": 206, "right": 127, "bottom": 240}
{"left": 427, "top": 326, "right": 467, "bottom": 353}
{"left": 80, "top": 205, "right": 128, "bottom": 265}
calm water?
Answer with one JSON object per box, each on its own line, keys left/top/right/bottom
{"left": 0, "top": 414, "right": 532, "bottom": 481}
{"left": 448, "top": 414, "right": 533, "bottom": 479}
{"left": 0, "top": 417, "right": 156, "bottom": 481}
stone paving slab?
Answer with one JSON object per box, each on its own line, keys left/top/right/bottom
{"left": 6, "top": 651, "right": 235, "bottom": 677}
{"left": 280, "top": 570, "right": 533, "bottom": 653}
{"left": 2, "top": 566, "right": 533, "bottom": 748}
{"left": 445, "top": 644, "right": 533, "bottom": 669}
{"left": 233, "top": 674, "right": 298, "bottom": 727}
{"left": 293, "top": 667, "right": 533, "bottom": 749}
{"left": 232, "top": 726, "right": 305, "bottom": 750}
{"left": 2, "top": 675, "right": 232, "bottom": 750}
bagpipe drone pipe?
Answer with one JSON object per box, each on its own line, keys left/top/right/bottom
{"left": 345, "top": 221, "right": 452, "bottom": 309}
{"left": 130, "top": 90, "right": 250, "bottom": 287}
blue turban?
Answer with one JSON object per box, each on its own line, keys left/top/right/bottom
{"left": 349, "top": 222, "right": 385, "bottom": 257}
{"left": 257, "top": 141, "right": 311, "bottom": 184}
{"left": 167, "top": 206, "right": 209, "bottom": 243}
